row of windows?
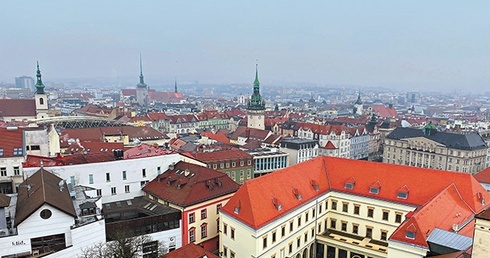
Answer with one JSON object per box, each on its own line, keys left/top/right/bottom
{"left": 329, "top": 218, "right": 388, "bottom": 240}
{"left": 189, "top": 223, "right": 208, "bottom": 242}
{"left": 88, "top": 167, "right": 160, "bottom": 184}
{"left": 211, "top": 159, "right": 252, "bottom": 170}
{"left": 0, "top": 166, "right": 20, "bottom": 177}
{"left": 330, "top": 199, "right": 403, "bottom": 223}
{"left": 189, "top": 204, "right": 222, "bottom": 224}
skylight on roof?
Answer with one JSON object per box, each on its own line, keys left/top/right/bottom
{"left": 397, "top": 191, "right": 408, "bottom": 199}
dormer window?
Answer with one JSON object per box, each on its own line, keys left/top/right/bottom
{"left": 310, "top": 180, "right": 319, "bottom": 191}
{"left": 370, "top": 181, "right": 381, "bottom": 194}
{"left": 406, "top": 231, "right": 415, "bottom": 239}
{"left": 234, "top": 201, "right": 241, "bottom": 214}
{"left": 344, "top": 177, "right": 356, "bottom": 190}
{"left": 272, "top": 197, "right": 282, "bottom": 211}
{"left": 292, "top": 188, "right": 302, "bottom": 200}
{"left": 397, "top": 185, "right": 410, "bottom": 199}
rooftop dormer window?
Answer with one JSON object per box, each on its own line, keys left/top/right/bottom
{"left": 292, "top": 188, "right": 302, "bottom": 200}
{"left": 310, "top": 180, "right": 319, "bottom": 191}
{"left": 272, "top": 197, "right": 282, "bottom": 211}
{"left": 234, "top": 201, "right": 241, "bottom": 214}
{"left": 370, "top": 181, "right": 381, "bottom": 194}
{"left": 397, "top": 185, "right": 410, "bottom": 199}
{"left": 406, "top": 224, "right": 416, "bottom": 239}
{"left": 344, "top": 177, "right": 356, "bottom": 190}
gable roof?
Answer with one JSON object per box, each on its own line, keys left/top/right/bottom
{"left": 474, "top": 167, "right": 490, "bottom": 184}
{"left": 386, "top": 127, "right": 487, "bottom": 151}
{"left": 221, "top": 156, "right": 489, "bottom": 230}
{"left": 371, "top": 104, "right": 397, "bottom": 118}
{"left": 142, "top": 162, "right": 240, "bottom": 207}
{"left": 165, "top": 243, "right": 219, "bottom": 258}
{"left": 15, "top": 168, "right": 76, "bottom": 226}
{"left": 191, "top": 149, "right": 252, "bottom": 163}
{"left": 0, "top": 99, "right": 36, "bottom": 118}
{"left": 0, "top": 127, "right": 24, "bottom": 157}
{"left": 61, "top": 126, "right": 166, "bottom": 143}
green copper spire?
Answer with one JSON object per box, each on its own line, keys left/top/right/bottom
{"left": 247, "top": 63, "right": 265, "bottom": 111}
{"left": 355, "top": 90, "right": 362, "bottom": 105}
{"left": 35, "top": 61, "right": 45, "bottom": 94}
{"left": 137, "top": 54, "right": 147, "bottom": 88}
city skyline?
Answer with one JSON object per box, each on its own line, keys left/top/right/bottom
{"left": 1, "top": 1, "right": 489, "bottom": 91}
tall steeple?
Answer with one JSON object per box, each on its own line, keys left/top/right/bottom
{"left": 35, "top": 61, "right": 45, "bottom": 94}
{"left": 355, "top": 89, "right": 362, "bottom": 105}
{"left": 137, "top": 54, "right": 147, "bottom": 88}
{"left": 247, "top": 63, "right": 265, "bottom": 111}
{"left": 174, "top": 78, "right": 178, "bottom": 93}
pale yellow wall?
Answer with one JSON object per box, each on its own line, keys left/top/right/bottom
{"left": 473, "top": 217, "right": 490, "bottom": 258}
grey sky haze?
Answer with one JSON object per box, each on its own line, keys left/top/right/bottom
{"left": 1, "top": 1, "right": 489, "bottom": 91}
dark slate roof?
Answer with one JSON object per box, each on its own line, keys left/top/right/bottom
{"left": 386, "top": 127, "right": 487, "bottom": 151}
{"left": 0, "top": 194, "right": 11, "bottom": 208}
{"left": 15, "top": 168, "right": 77, "bottom": 226}
{"left": 280, "top": 137, "right": 318, "bottom": 150}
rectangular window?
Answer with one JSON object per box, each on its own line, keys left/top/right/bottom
{"left": 354, "top": 204, "right": 360, "bottom": 215}
{"left": 297, "top": 237, "right": 301, "bottom": 248}
{"left": 13, "top": 148, "right": 23, "bottom": 156}
{"left": 330, "top": 219, "right": 336, "bottom": 229}
{"left": 230, "top": 251, "right": 235, "bottom": 258}
{"left": 395, "top": 212, "right": 403, "bottom": 223}
{"left": 341, "top": 221, "right": 347, "bottom": 231}
{"left": 381, "top": 230, "right": 388, "bottom": 241}
{"left": 125, "top": 185, "right": 130, "bottom": 193}
{"left": 220, "top": 163, "right": 224, "bottom": 169}
{"left": 0, "top": 149, "right": 3, "bottom": 156}
{"left": 289, "top": 221, "right": 293, "bottom": 232}
{"left": 305, "top": 212, "right": 309, "bottom": 222}
{"left": 111, "top": 187, "right": 116, "bottom": 195}
{"left": 263, "top": 236, "right": 267, "bottom": 249}
{"left": 352, "top": 224, "right": 359, "bottom": 234}
{"left": 70, "top": 176, "right": 75, "bottom": 185}
{"left": 297, "top": 216, "right": 301, "bottom": 227}
{"left": 232, "top": 162, "right": 236, "bottom": 167}
{"left": 366, "top": 227, "right": 373, "bottom": 238}
{"left": 201, "top": 209, "right": 207, "bottom": 219}
{"left": 89, "top": 174, "right": 94, "bottom": 184}
{"left": 106, "top": 173, "right": 111, "bottom": 182}
{"left": 201, "top": 224, "right": 207, "bottom": 238}
{"left": 331, "top": 200, "right": 337, "bottom": 210}
{"left": 13, "top": 166, "right": 20, "bottom": 175}
{"left": 342, "top": 202, "right": 348, "bottom": 212}
{"left": 367, "top": 207, "right": 374, "bottom": 218}
{"left": 281, "top": 225, "right": 286, "bottom": 237}
{"left": 213, "top": 164, "right": 217, "bottom": 169}
{"left": 122, "top": 171, "right": 127, "bottom": 180}
{"left": 231, "top": 228, "right": 235, "bottom": 240}
{"left": 142, "top": 168, "right": 146, "bottom": 178}
{"left": 289, "top": 242, "right": 293, "bottom": 254}
{"left": 189, "top": 212, "right": 195, "bottom": 223}
{"left": 217, "top": 204, "right": 222, "bottom": 214}
{"left": 1, "top": 167, "right": 7, "bottom": 176}
{"left": 272, "top": 231, "right": 276, "bottom": 243}
{"left": 382, "top": 210, "right": 389, "bottom": 221}
{"left": 96, "top": 189, "right": 102, "bottom": 196}
{"left": 223, "top": 246, "right": 227, "bottom": 257}
{"left": 304, "top": 232, "right": 308, "bottom": 243}
{"left": 189, "top": 229, "right": 195, "bottom": 242}
{"left": 223, "top": 223, "right": 228, "bottom": 235}
{"left": 157, "top": 166, "right": 161, "bottom": 174}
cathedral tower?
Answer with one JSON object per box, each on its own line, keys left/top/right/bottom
{"left": 136, "top": 54, "right": 149, "bottom": 107}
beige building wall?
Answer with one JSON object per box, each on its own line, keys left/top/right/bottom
{"left": 473, "top": 216, "right": 490, "bottom": 258}
{"left": 383, "top": 137, "right": 486, "bottom": 174}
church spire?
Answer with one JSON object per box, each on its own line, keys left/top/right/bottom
{"left": 355, "top": 89, "right": 362, "bottom": 105}
{"left": 35, "top": 61, "right": 45, "bottom": 94}
{"left": 247, "top": 62, "right": 265, "bottom": 111}
{"left": 174, "top": 78, "right": 178, "bottom": 93}
{"left": 253, "top": 63, "right": 259, "bottom": 90}
{"left": 137, "top": 54, "right": 147, "bottom": 88}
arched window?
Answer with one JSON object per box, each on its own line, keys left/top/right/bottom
{"left": 39, "top": 98, "right": 44, "bottom": 105}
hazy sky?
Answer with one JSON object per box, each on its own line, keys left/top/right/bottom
{"left": 1, "top": 1, "right": 489, "bottom": 91}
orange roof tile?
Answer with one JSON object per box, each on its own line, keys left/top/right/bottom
{"left": 222, "top": 156, "right": 490, "bottom": 231}
{"left": 474, "top": 167, "right": 490, "bottom": 184}
{"left": 165, "top": 243, "right": 219, "bottom": 258}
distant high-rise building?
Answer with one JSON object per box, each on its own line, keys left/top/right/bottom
{"left": 15, "top": 76, "right": 34, "bottom": 91}
{"left": 406, "top": 92, "right": 419, "bottom": 104}
{"left": 247, "top": 64, "right": 265, "bottom": 130}
{"left": 136, "top": 54, "right": 149, "bottom": 107}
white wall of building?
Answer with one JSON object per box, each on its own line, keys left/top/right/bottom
{"left": 23, "top": 154, "right": 183, "bottom": 203}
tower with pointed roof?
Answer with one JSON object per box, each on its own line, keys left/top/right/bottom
{"left": 353, "top": 90, "right": 363, "bottom": 116}
{"left": 136, "top": 54, "right": 149, "bottom": 107}
{"left": 247, "top": 64, "right": 265, "bottom": 130}
{"left": 174, "top": 78, "right": 178, "bottom": 93}
{"left": 34, "top": 62, "right": 49, "bottom": 119}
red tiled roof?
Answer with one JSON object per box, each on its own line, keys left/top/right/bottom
{"left": 142, "top": 162, "right": 240, "bottom": 207}
{"left": 222, "top": 156, "right": 490, "bottom": 230}
{"left": 191, "top": 149, "right": 252, "bottom": 163}
{"left": 74, "top": 104, "right": 113, "bottom": 116}
{"left": 121, "top": 89, "right": 136, "bottom": 96}
{"left": 264, "top": 134, "right": 281, "bottom": 144}
{"left": 60, "top": 126, "right": 166, "bottom": 143}
{"left": 371, "top": 104, "right": 397, "bottom": 118}
{"left": 0, "top": 99, "right": 36, "bottom": 117}
{"left": 148, "top": 112, "right": 170, "bottom": 121}
{"left": 201, "top": 132, "right": 230, "bottom": 144}
{"left": 15, "top": 168, "right": 76, "bottom": 226}
{"left": 474, "top": 167, "right": 490, "bottom": 184}
{"left": 164, "top": 243, "right": 219, "bottom": 258}
{"left": 64, "top": 141, "right": 124, "bottom": 154}
{"left": 168, "top": 114, "right": 198, "bottom": 124}
{"left": 323, "top": 141, "right": 337, "bottom": 149}
{"left": 0, "top": 128, "right": 24, "bottom": 157}
{"left": 124, "top": 143, "right": 173, "bottom": 159}
{"left": 23, "top": 152, "right": 116, "bottom": 167}
{"left": 149, "top": 91, "right": 184, "bottom": 103}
